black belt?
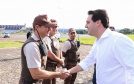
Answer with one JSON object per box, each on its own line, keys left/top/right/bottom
{"left": 47, "top": 60, "right": 58, "bottom": 64}
{"left": 67, "top": 60, "right": 78, "bottom": 63}
{"left": 23, "top": 81, "right": 33, "bottom": 84}
{"left": 46, "top": 63, "right": 57, "bottom": 67}
{"left": 23, "top": 80, "right": 42, "bottom": 84}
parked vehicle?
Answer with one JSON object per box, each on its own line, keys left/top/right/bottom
{"left": 55, "top": 32, "right": 60, "bottom": 39}
{"left": 3, "top": 32, "right": 10, "bottom": 38}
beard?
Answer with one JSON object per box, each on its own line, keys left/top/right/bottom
{"left": 70, "top": 37, "right": 75, "bottom": 40}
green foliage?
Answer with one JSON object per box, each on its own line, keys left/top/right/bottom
{"left": 0, "top": 41, "right": 24, "bottom": 48}
{"left": 119, "top": 28, "right": 134, "bottom": 34}
{"left": 76, "top": 30, "right": 88, "bottom": 34}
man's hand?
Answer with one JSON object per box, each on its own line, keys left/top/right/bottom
{"left": 60, "top": 69, "right": 71, "bottom": 80}
{"left": 58, "top": 59, "right": 64, "bottom": 66}
{"left": 57, "top": 63, "right": 61, "bottom": 68}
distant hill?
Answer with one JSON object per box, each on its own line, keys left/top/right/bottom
{"left": 57, "top": 28, "right": 120, "bottom": 33}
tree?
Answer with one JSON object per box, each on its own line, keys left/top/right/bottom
{"left": 76, "top": 30, "right": 88, "bottom": 34}
{"left": 119, "top": 28, "right": 133, "bottom": 34}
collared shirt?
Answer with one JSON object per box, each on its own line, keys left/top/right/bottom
{"left": 79, "top": 28, "right": 134, "bottom": 84}
{"left": 62, "top": 39, "right": 76, "bottom": 53}
{"left": 44, "top": 36, "right": 60, "bottom": 51}
{"left": 24, "top": 34, "right": 41, "bottom": 68}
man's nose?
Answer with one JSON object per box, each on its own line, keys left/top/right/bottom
{"left": 85, "top": 24, "right": 88, "bottom": 28}
{"left": 48, "top": 28, "right": 52, "bottom": 31}
{"left": 72, "top": 33, "right": 75, "bottom": 36}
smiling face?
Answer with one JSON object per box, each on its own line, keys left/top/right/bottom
{"left": 49, "top": 26, "right": 57, "bottom": 36}
{"left": 85, "top": 14, "right": 98, "bottom": 37}
{"left": 36, "top": 25, "right": 51, "bottom": 38}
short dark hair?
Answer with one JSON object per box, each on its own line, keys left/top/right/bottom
{"left": 109, "top": 26, "right": 115, "bottom": 29}
{"left": 88, "top": 9, "right": 109, "bottom": 28}
{"left": 30, "top": 29, "right": 33, "bottom": 31}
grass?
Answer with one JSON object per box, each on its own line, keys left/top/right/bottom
{"left": 0, "top": 41, "right": 24, "bottom": 48}
{"left": 60, "top": 34, "right": 134, "bottom": 45}
{"left": 0, "top": 34, "right": 134, "bottom": 48}
{"left": 126, "top": 35, "right": 134, "bottom": 41}
{"left": 59, "top": 36, "right": 96, "bottom": 45}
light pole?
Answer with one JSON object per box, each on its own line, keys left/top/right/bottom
{"left": 57, "top": 6, "right": 64, "bottom": 33}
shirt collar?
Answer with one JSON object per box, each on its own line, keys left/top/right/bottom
{"left": 100, "top": 28, "right": 111, "bottom": 39}
{"left": 69, "top": 38, "right": 76, "bottom": 42}
{"left": 49, "top": 35, "right": 55, "bottom": 39}
{"left": 31, "top": 33, "right": 39, "bottom": 41}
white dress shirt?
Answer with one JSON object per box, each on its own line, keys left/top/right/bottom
{"left": 79, "top": 28, "right": 134, "bottom": 84}
{"left": 24, "top": 34, "right": 41, "bottom": 68}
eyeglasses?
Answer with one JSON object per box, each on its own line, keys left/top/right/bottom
{"left": 70, "top": 32, "right": 76, "bottom": 35}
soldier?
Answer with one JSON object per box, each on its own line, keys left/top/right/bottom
{"left": 19, "top": 15, "right": 69, "bottom": 84}
{"left": 43, "top": 19, "right": 63, "bottom": 84}
{"left": 62, "top": 28, "right": 80, "bottom": 84}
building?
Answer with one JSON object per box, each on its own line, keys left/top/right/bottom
{"left": 0, "top": 24, "right": 26, "bottom": 33}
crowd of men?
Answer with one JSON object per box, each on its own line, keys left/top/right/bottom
{"left": 20, "top": 9, "right": 134, "bottom": 84}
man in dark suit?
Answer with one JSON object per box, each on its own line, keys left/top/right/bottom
{"left": 27, "top": 29, "right": 33, "bottom": 39}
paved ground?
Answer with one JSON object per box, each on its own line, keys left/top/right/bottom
{"left": 0, "top": 34, "right": 94, "bottom": 84}
{"left": 0, "top": 48, "right": 21, "bottom": 84}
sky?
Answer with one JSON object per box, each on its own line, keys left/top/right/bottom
{"left": 0, "top": 0, "right": 134, "bottom": 29}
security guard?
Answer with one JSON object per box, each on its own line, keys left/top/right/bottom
{"left": 62, "top": 28, "right": 80, "bottom": 84}
{"left": 43, "top": 19, "right": 63, "bottom": 84}
{"left": 19, "top": 15, "right": 68, "bottom": 84}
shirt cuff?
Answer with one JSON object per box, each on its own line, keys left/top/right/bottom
{"left": 130, "top": 74, "right": 134, "bottom": 84}
{"left": 78, "top": 61, "right": 88, "bottom": 71}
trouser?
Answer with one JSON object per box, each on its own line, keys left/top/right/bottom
{"left": 92, "top": 64, "right": 96, "bottom": 84}
{"left": 19, "top": 77, "right": 42, "bottom": 84}
{"left": 64, "top": 62, "right": 77, "bottom": 84}
{"left": 42, "top": 63, "right": 57, "bottom": 84}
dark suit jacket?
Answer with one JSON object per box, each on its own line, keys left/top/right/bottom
{"left": 27, "top": 32, "right": 32, "bottom": 39}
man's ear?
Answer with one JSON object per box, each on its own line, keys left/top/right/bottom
{"left": 35, "top": 25, "right": 40, "bottom": 29}
{"left": 96, "top": 20, "right": 101, "bottom": 27}
{"left": 75, "top": 32, "right": 77, "bottom": 35}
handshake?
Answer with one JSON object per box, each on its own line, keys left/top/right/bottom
{"left": 59, "top": 68, "right": 71, "bottom": 80}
